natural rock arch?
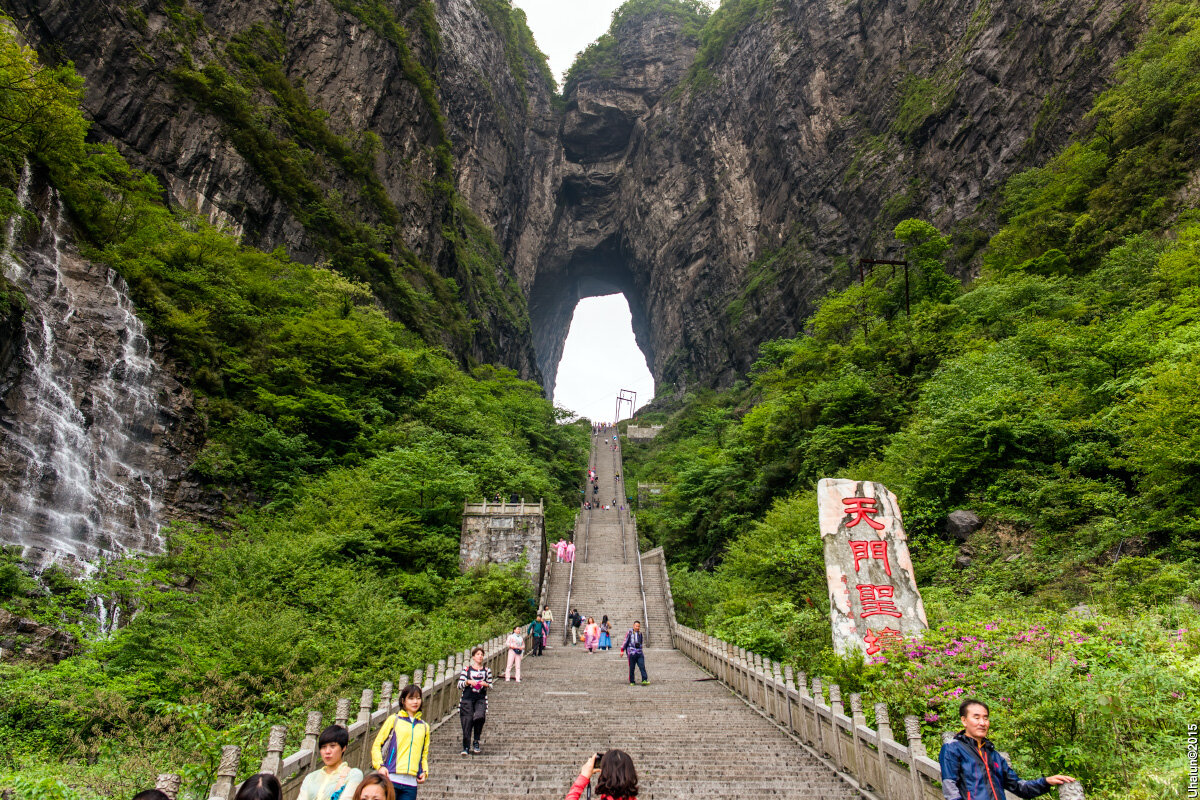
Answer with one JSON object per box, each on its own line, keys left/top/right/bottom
{"left": 528, "top": 238, "right": 655, "bottom": 399}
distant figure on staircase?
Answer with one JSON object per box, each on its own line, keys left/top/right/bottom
{"left": 584, "top": 617, "right": 600, "bottom": 652}
{"left": 564, "top": 750, "right": 639, "bottom": 800}
{"left": 542, "top": 605, "right": 554, "bottom": 641}
{"left": 505, "top": 626, "right": 525, "bottom": 681}
{"left": 555, "top": 539, "right": 567, "bottom": 562}
{"left": 569, "top": 609, "right": 583, "bottom": 644}
{"left": 457, "top": 647, "right": 493, "bottom": 756}
{"left": 939, "top": 699, "right": 1075, "bottom": 800}
{"left": 529, "top": 615, "right": 547, "bottom": 656}
{"left": 622, "top": 621, "right": 648, "bottom": 685}
{"left": 566, "top": 540, "right": 576, "bottom": 563}
{"left": 599, "top": 615, "right": 612, "bottom": 651}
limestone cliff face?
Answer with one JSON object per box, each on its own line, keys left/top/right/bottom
{"left": 2, "top": 0, "right": 556, "bottom": 376}
{"left": 533, "top": 0, "right": 1147, "bottom": 392}
{"left": 0, "top": 0, "right": 1152, "bottom": 559}
{"left": 0, "top": 0, "right": 558, "bottom": 559}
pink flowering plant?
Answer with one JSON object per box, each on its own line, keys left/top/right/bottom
{"left": 856, "top": 602, "right": 1199, "bottom": 799}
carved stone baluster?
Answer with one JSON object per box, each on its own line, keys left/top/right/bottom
{"left": 812, "top": 678, "right": 826, "bottom": 757}
{"left": 302, "top": 710, "right": 322, "bottom": 768}
{"left": 378, "top": 681, "right": 393, "bottom": 713}
{"left": 334, "top": 698, "right": 352, "bottom": 728}
{"left": 155, "top": 774, "right": 181, "bottom": 800}
{"left": 905, "top": 715, "right": 926, "bottom": 800}
{"left": 849, "top": 694, "right": 865, "bottom": 785}
{"left": 875, "top": 704, "right": 893, "bottom": 800}
{"left": 358, "top": 689, "right": 374, "bottom": 726}
{"left": 207, "top": 746, "right": 241, "bottom": 800}
{"left": 783, "top": 665, "right": 797, "bottom": 734}
{"left": 829, "top": 684, "right": 844, "bottom": 769}
{"left": 260, "top": 725, "right": 287, "bottom": 775}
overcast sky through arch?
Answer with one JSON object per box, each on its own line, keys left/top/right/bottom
{"left": 553, "top": 294, "right": 655, "bottom": 423}
{"left": 511, "top": 1, "right": 664, "bottom": 421}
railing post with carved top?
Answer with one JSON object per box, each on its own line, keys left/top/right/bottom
{"left": 771, "top": 662, "right": 784, "bottom": 722}
{"left": 422, "top": 663, "right": 435, "bottom": 718}
{"left": 1059, "top": 781, "right": 1087, "bottom": 800}
{"left": 335, "top": 698, "right": 351, "bottom": 728}
{"left": 155, "top": 774, "right": 181, "bottom": 800}
{"left": 207, "top": 745, "right": 241, "bottom": 800}
{"left": 783, "top": 665, "right": 797, "bottom": 734}
{"left": 905, "top": 715, "right": 926, "bottom": 800}
{"left": 432, "top": 661, "right": 446, "bottom": 719}
{"left": 378, "top": 681, "right": 393, "bottom": 713}
{"left": 829, "top": 684, "right": 845, "bottom": 769}
{"left": 796, "top": 671, "right": 810, "bottom": 745}
{"left": 850, "top": 693, "right": 866, "bottom": 782}
{"left": 875, "top": 704, "right": 893, "bottom": 798}
{"left": 358, "top": 689, "right": 374, "bottom": 726}
{"left": 812, "top": 677, "right": 827, "bottom": 757}
{"left": 302, "top": 710, "right": 322, "bottom": 766}
{"left": 260, "top": 724, "right": 287, "bottom": 775}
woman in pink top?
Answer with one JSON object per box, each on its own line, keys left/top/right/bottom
{"left": 555, "top": 539, "right": 567, "bottom": 562}
{"left": 565, "top": 541, "right": 576, "bottom": 563}
{"left": 583, "top": 617, "right": 600, "bottom": 653}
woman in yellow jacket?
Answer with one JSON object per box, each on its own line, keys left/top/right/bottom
{"left": 372, "top": 685, "right": 430, "bottom": 800}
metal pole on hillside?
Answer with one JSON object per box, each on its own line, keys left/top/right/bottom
{"left": 615, "top": 389, "right": 636, "bottom": 423}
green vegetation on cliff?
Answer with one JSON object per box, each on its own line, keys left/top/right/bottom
{"left": 478, "top": 0, "right": 557, "bottom": 96}
{"left": 564, "top": 0, "right": 710, "bottom": 95}
{"left": 624, "top": 3, "right": 1200, "bottom": 797}
{"left": 0, "top": 21, "right": 586, "bottom": 799}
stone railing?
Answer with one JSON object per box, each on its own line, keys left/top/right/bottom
{"left": 640, "top": 546, "right": 678, "bottom": 644}
{"left": 461, "top": 497, "right": 544, "bottom": 515}
{"left": 625, "top": 425, "right": 663, "bottom": 441}
{"left": 672, "top": 625, "right": 1086, "bottom": 800}
{"left": 154, "top": 634, "right": 527, "bottom": 800}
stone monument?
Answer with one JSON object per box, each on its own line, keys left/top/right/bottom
{"left": 818, "top": 478, "right": 928, "bottom": 656}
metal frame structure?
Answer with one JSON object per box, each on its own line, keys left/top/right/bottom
{"left": 615, "top": 389, "right": 637, "bottom": 423}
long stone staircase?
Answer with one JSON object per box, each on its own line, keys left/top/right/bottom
{"left": 419, "top": 430, "right": 863, "bottom": 799}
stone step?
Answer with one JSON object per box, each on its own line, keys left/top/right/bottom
{"left": 418, "top": 646, "right": 861, "bottom": 800}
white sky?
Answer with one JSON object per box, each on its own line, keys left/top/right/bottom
{"left": 510, "top": 2, "right": 659, "bottom": 420}
{"left": 512, "top": 0, "right": 628, "bottom": 85}
{"left": 553, "top": 294, "right": 655, "bottom": 422}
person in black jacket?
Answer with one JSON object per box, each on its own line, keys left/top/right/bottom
{"left": 569, "top": 609, "right": 583, "bottom": 645}
{"left": 457, "top": 647, "right": 493, "bottom": 755}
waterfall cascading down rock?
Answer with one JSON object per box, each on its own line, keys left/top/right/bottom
{"left": 0, "top": 166, "right": 164, "bottom": 566}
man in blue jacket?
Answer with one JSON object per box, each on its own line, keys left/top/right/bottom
{"left": 939, "top": 699, "right": 1075, "bottom": 800}
{"left": 622, "top": 620, "right": 648, "bottom": 685}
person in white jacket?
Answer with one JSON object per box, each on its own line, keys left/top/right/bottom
{"left": 505, "top": 625, "right": 525, "bottom": 681}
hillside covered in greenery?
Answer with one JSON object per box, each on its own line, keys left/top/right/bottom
{"left": 622, "top": 2, "right": 1200, "bottom": 798}
{"left": 0, "top": 18, "right": 585, "bottom": 800}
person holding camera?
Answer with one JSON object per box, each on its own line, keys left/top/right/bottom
{"left": 564, "top": 750, "right": 638, "bottom": 800}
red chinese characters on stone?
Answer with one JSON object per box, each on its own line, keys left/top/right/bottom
{"left": 863, "top": 627, "right": 904, "bottom": 656}
{"left": 850, "top": 540, "right": 892, "bottom": 577}
{"left": 841, "top": 496, "right": 886, "bottom": 531}
{"left": 855, "top": 584, "right": 903, "bottom": 619}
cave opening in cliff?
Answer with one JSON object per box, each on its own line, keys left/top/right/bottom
{"left": 553, "top": 294, "right": 654, "bottom": 423}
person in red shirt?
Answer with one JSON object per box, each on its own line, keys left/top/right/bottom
{"left": 564, "top": 751, "right": 637, "bottom": 800}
